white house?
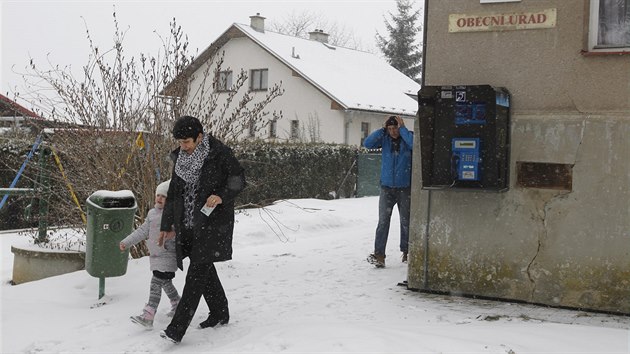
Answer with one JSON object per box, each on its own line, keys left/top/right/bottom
{"left": 166, "top": 14, "right": 420, "bottom": 146}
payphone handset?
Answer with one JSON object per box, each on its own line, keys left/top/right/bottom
{"left": 451, "top": 138, "right": 481, "bottom": 181}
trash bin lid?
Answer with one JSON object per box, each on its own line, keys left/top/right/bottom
{"left": 87, "top": 190, "right": 137, "bottom": 209}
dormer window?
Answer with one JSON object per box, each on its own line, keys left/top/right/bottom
{"left": 250, "top": 68, "right": 268, "bottom": 91}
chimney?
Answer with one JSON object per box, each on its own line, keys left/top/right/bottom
{"left": 308, "top": 29, "right": 329, "bottom": 43}
{"left": 250, "top": 13, "right": 265, "bottom": 33}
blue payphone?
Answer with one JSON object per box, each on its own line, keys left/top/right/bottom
{"left": 417, "top": 85, "right": 510, "bottom": 191}
{"left": 452, "top": 138, "right": 480, "bottom": 181}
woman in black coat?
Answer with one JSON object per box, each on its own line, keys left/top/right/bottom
{"left": 159, "top": 116, "right": 245, "bottom": 344}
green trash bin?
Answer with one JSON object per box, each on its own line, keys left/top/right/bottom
{"left": 85, "top": 190, "right": 137, "bottom": 278}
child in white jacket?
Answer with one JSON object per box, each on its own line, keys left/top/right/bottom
{"left": 120, "top": 180, "right": 180, "bottom": 329}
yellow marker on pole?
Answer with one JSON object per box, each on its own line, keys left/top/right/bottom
{"left": 117, "top": 132, "right": 145, "bottom": 180}
{"left": 135, "top": 131, "right": 145, "bottom": 149}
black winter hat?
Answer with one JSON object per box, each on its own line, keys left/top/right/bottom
{"left": 385, "top": 116, "right": 398, "bottom": 127}
{"left": 172, "top": 116, "right": 204, "bottom": 139}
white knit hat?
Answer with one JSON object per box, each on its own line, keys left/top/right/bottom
{"left": 155, "top": 180, "right": 170, "bottom": 197}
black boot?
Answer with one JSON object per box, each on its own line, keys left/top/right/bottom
{"left": 198, "top": 311, "right": 229, "bottom": 329}
{"left": 160, "top": 329, "right": 181, "bottom": 344}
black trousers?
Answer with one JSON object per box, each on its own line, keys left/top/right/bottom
{"left": 165, "top": 230, "right": 228, "bottom": 341}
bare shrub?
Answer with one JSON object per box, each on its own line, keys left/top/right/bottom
{"left": 9, "top": 11, "right": 284, "bottom": 253}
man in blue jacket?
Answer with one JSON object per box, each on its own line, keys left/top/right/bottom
{"left": 363, "top": 115, "right": 413, "bottom": 268}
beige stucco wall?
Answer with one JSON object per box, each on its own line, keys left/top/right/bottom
{"left": 408, "top": 0, "right": 630, "bottom": 313}
{"left": 423, "top": 0, "right": 630, "bottom": 112}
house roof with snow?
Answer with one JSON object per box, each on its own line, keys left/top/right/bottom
{"left": 165, "top": 17, "right": 420, "bottom": 117}
{"left": 0, "top": 94, "right": 41, "bottom": 119}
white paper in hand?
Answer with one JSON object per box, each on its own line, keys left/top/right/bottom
{"left": 200, "top": 205, "right": 215, "bottom": 216}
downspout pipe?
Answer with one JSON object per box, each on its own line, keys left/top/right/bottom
{"left": 421, "top": 0, "right": 431, "bottom": 291}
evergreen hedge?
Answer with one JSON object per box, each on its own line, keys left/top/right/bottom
{"left": 234, "top": 141, "right": 359, "bottom": 207}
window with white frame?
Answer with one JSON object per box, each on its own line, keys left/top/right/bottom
{"left": 216, "top": 70, "right": 232, "bottom": 92}
{"left": 589, "top": 0, "right": 630, "bottom": 52}
{"left": 360, "top": 122, "right": 370, "bottom": 146}
{"left": 268, "top": 119, "right": 277, "bottom": 138}
{"left": 290, "top": 120, "right": 299, "bottom": 139}
{"left": 250, "top": 69, "right": 268, "bottom": 91}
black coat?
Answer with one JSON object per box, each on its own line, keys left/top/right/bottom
{"left": 160, "top": 135, "right": 245, "bottom": 270}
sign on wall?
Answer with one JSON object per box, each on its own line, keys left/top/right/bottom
{"left": 449, "top": 8, "right": 556, "bottom": 33}
{"left": 480, "top": 0, "right": 521, "bottom": 3}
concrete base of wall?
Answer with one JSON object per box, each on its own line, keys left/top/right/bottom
{"left": 408, "top": 113, "right": 630, "bottom": 314}
{"left": 11, "top": 246, "right": 85, "bottom": 284}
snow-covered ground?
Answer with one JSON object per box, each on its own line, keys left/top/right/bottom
{"left": 1, "top": 197, "right": 628, "bottom": 353}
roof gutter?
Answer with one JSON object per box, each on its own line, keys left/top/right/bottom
{"left": 345, "top": 107, "right": 417, "bottom": 118}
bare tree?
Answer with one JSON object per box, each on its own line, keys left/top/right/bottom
{"left": 11, "top": 11, "right": 284, "bottom": 245}
{"left": 269, "top": 10, "right": 366, "bottom": 50}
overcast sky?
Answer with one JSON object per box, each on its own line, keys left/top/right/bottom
{"left": 1, "top": 0, "right": 423, "bottom": 97}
